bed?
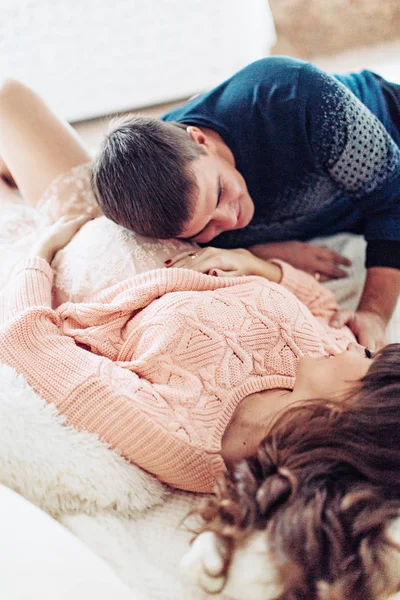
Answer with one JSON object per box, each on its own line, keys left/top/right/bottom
{"left": 0, "top": 175, "right": 399, "bottom": 599}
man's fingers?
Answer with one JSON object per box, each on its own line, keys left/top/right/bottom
{"left": 317, "top": 247, "right": 352, "bottom": 267}
{"left": 318, "top": 274, "right": 331, "bottom": 283}
{"left": 312, "top": 262, "right": 349, "bottom": 280}
{"left": 329, "top": 309, "right": 354, "bottom": 328}
{"left": 336, "top": 310, "right": 387, "bottom": 351}
{"left": 328, "top": 251, "right": 352, "bottom": 267}
{"left": 324, "top": 265, "right": 349, "bottom": 280}
{"left": 302, "top": 248, "right": 350, "bottom": 280}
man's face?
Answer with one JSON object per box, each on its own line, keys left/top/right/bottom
{"left": 178, "top": 150, "right": 255, "bottom": 244}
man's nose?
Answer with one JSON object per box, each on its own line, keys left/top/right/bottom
{"left": 216, "top": 203, "right": 237, "bottom": 229}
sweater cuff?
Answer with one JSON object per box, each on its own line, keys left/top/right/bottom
{"left": 14, "top": 257, "right": 54, "bottom": 309}
{"left": 366, "top": 240, "right": 400, "bottom": 269}
{"left": 268, "top": 259, "right": 303, "bottom": 294}
{"left": 16, "top": 257, "right": 54, "bottom": 282}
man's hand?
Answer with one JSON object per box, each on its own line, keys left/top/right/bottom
{"left": 329, "top": 309, "right": 387, "bottom": 350}
{"left": 250, "top": 241, "right": 351, "bottom": 281}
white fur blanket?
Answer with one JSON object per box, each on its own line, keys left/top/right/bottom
{"left": 0, "top": 361, "right": 209, "bottom": 599}
{"left": 1, "top": 228, "right": 399, "bottom": 599}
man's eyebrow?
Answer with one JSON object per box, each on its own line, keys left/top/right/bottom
{"left": 181, "top": 176, "right": 222, "bottom": 241}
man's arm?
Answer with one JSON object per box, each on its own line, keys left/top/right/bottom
{"left": 360, "top": 267, "right": 400, "bottom": 325}
{"left": 298, "top": 64, "right": 400, "bottom": 347}
{"left": 348, "top": 216, "right": 400, "bottom": 348}
{"left": 357, "top": 267, "right": 399, "bottom": 346}
{"left": 329, "top": 266, "right": 400, "bottom": 349}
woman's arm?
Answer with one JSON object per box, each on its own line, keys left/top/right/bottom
{"left": 165, "top": 246, "right": 282, "bottom": 280}
{"left": 0, "top": 255, "right": 218, "bottom": 493}
{"left": 0, "top": 216, "right": 221, "bottom": 493}
{"left": 0, "top": 215, "right": 90, "bottom": 320}
{"left": 166, "top": 246, "right": 339, "bottom": 319}
{"left": 268, "top": 259, "right": 339, "bottom": 320}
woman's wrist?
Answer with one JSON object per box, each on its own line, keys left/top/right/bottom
{"left": 251, "top": 255, "right": 282, "bottom": 283}
{"left": 29, "top": 243, "right": 54, "bottom": 263}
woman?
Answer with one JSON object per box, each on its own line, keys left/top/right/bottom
{"left": 0, "top": 205, "right": 378, "bottom": 492}
{"left": 1, "top": 218, "right": 398, "bottom": 599}
{"left": 188, "top": 342, "right": 400, "bottom": 600}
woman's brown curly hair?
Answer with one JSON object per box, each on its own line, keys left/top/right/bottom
{"left": 193, "top": 343, "right": 400, "bottom": 600}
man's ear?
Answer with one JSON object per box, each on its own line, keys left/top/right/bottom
{"left": 186, "top": 126, "right": 210, "bottom": 148}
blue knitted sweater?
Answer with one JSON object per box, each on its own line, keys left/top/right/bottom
{"left": 161, "top": 57, "right": 400, "bottom": 268}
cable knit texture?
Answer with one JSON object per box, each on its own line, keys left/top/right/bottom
{"left": 0, "top": 257, "right": 354, "bottom": 492}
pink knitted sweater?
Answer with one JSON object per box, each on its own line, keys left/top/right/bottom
{"left": 0, "top": 258, "right": 354, "bottom": 492}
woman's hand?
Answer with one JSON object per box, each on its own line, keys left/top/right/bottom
{"left": 30, "top": 215, "right": 90, "bottom": 263}
{"left": 165, "top": 247, "right": 282, "bottom": 282}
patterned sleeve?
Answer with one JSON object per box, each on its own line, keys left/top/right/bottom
{"left": 300, "top": 63, "right": 400, "bottom": 259}
{"left": 0, "top": 259, "right": 220, "bottom": 493}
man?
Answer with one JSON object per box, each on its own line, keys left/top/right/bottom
{"left": 92, "top": 57, "right": 400, "bottom": 350}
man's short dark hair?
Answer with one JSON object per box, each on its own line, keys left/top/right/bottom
{"left": 91, "top": 115, "right": 205, "bottom": 238}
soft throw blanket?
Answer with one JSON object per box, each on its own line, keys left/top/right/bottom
{"left": 0, "top": 361, "right": 209, "bottom": 599}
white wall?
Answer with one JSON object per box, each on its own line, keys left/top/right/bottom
{"left": 0, "top": 0, "right": 276, "bottom": 122}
